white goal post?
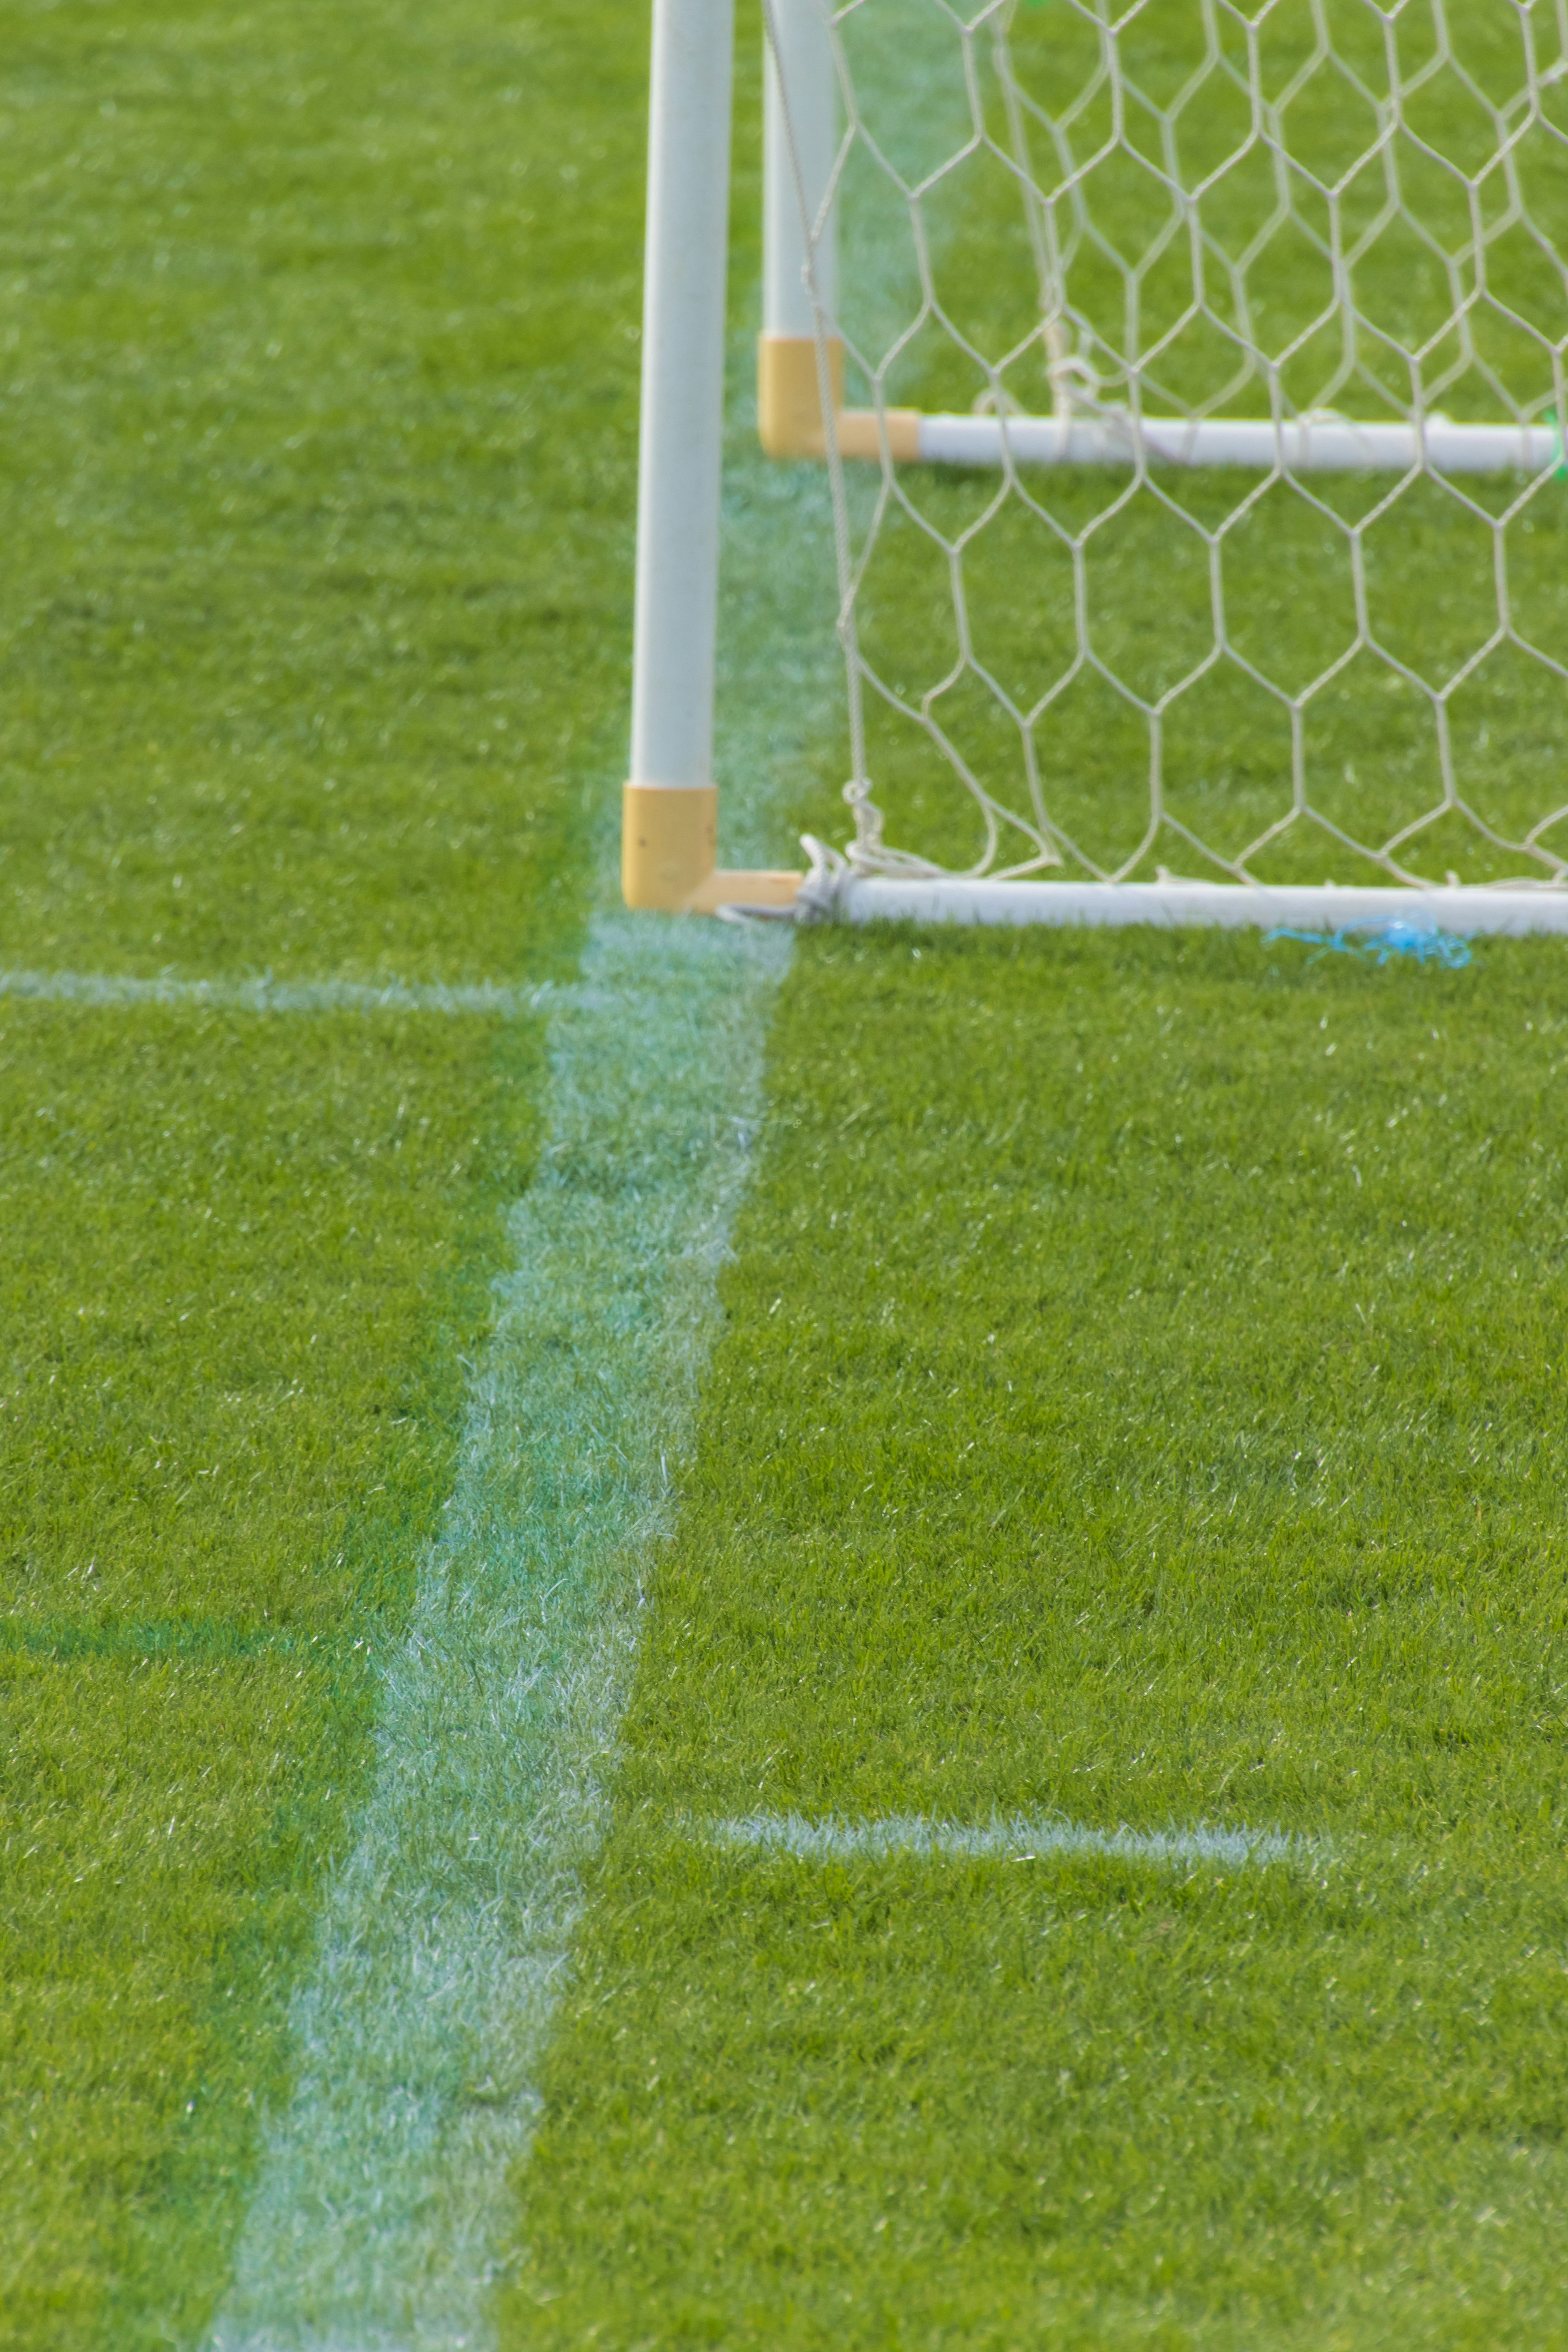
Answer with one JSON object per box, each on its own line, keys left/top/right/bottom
{"left": 624, "top": 0, "right": 1568, "bottom": 932}
{"left": 622, "top": 0, "right": 807, "bottom": 915}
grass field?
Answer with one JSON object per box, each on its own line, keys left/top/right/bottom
{"left": 6, "top": 1, "right": 1568, "bottom": 2348}
{"left": 505, "top": 926, "right": 1568, "bottom": 2347}
{"left": 1, "top": 0, "right": 642, "bottom": 2335}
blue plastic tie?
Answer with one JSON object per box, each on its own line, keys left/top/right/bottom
{"left": 1263, "top": 921, "right": 1472, "bottom": 969}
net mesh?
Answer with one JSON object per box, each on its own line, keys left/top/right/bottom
{"left": 785, "top": 0, "right": 1568, "bottom": 887}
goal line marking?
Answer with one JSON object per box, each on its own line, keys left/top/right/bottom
{"left": 709, "top": 1813, "right": 1315, "bottom": 1872}
{"left": 0, "top": 967, "right": 569, "bottom": 1017}
{"left": 205, "top": 357, "right": 844, "bottom": 2350}
{"left": 207, "top": 913, "right": 790, "bottom": 2352}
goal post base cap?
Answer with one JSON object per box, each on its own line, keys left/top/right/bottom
{"left": 758, "top": 334, "right": 842, "bottom": 458}
{"left": 622, "top": 782, "right": 717, "bottom": 910}
{"left": 757, "top": 335, "right": 920, "bottom": 464}
{"left": 622, "top": 784, "right": 801, "bottom": 913}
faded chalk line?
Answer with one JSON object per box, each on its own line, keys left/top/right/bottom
{"left": 208, "top": 914, "right": 791, "bottom": 2352}
{"left": 204, "top": 361, "right": 843, "bottom": 2344}
{"left": 204, "top": 41, "right": 955, "bottom": 2334}
{"left": 0, "top": 967, "right": 566, "bottom": 1018}
{"left": 709, "top": 1814, "right": 1316, "bottom": 1872}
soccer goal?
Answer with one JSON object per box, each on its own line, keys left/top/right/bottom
{"left": 622, "top": 0, "right": 1568, "bottom": 931}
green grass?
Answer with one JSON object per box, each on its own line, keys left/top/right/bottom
{"left": 0, "top": 0, "right": 646, "bottom": 979}
{"left": 504, "top": 925, "right": 1568, "bottom": 2348}
{"left": 2, "top": 1002, "right": 540, "bottom": 2345}
{"left": 0, "top": 0, "right": 648, "bottom": 2338}
{"left": 10, "top": 2, "right": 1568, "bottom": 2345}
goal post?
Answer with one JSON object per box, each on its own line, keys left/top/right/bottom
{"left": 623, "top": 0, "right": 804, "bottom": 913}
{"left": 626, "top": 0, "right": 1568, "bottom": 931}
{"left": 758, "top": 0, "right": 922, "bottom": 460}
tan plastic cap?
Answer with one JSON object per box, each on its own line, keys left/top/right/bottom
{"left": 622, "top": 784, "right": 802, "bottom": 914}
{"left": 622, "top": 784, "right": 717, "bottom": 910}
{"left": 757, "top": 335, "right": 920, "bottom": 463}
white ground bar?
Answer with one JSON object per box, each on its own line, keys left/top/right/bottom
{"left": 916, "top": 412, "right": 1559, "bottom": 474}
{"left": 833, "top": 880, "right": 1568, "bottom": 935}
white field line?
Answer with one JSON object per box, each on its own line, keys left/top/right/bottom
{"left": 0, "top": 968, "right": 568, "bottom": 1016}
{"left": 205, "top": 34, "right": 953, "bottom": 2331}
{"left": 205, "top": 391, "right": 843, "bottom": 2344}
{"left": 207, "top": 915, "right": 790, "bottom": 2352}
{"left": 710, "top": 1813, "right": 1315, "bottom": 1871}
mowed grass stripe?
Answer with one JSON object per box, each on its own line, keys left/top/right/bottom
{"left": 0, "top": 999, "right": 544, "bottom": 2350}
{"left": 0, "top": 0, "right": 650, "bottom": 2340}
{"left": 0, "top": 0, "right": 641, "bottom": 985}
{"left": 1, "top": 1619, "right": 321, "bottom": 1665}
{"left": 506, "top": 929, "right": 1568, "bottom": 2349}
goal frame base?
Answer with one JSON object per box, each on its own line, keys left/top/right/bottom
{"left": 754, "top": 343, "right": 1560, "bottom": 477}
{"left": 802, "top": 876, "right": 1568, "bottom": 935}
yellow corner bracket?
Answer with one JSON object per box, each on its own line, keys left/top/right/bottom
{"left": 622, "top": 784, "right": 802, "bottom": 915}
{"left": 758, "top": 334, "right": 920, "bottom": 463}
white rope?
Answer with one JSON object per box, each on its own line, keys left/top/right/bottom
{"left": 778, "top": 0, "right": 1568, "bottom": 893}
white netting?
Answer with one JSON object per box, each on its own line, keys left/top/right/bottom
{"left": 779, "top": 0, "right": 1568, "bottom": 888}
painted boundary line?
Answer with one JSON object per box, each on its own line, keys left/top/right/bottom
{"left": 209, "top": 913, "right": 791, "bottom": 2352}
{"left": 709, "top": 1813, "right": 1315, "bottom": 1871}
{"left": 0, "top": 968, "right": 566, "bottom": 1017}
{"left": 205, "top": 359, "right": 846, "bottom": 2348}
{"left": 205, "top": 32, "right": 948, "bottom": 2334}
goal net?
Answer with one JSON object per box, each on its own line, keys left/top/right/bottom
{"left": 759, "top": 0, "right": 1568, "bottom": 914}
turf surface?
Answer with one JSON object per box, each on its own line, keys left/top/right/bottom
{"left": 505, "top": 924, "right": 1568, "bottom": 2349}
{"left": 0, "top": 0, "right": 639, "bottom": 979}
{"left": 0, "top": 0, "right": 645, "bottom": 2338}
{"left": 9, "top": 1, "right": 1568, "bottom": 2345}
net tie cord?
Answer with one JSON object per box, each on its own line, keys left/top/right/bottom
{"left": 1263, "top": 922, "right": 1474, "bottom": 969}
